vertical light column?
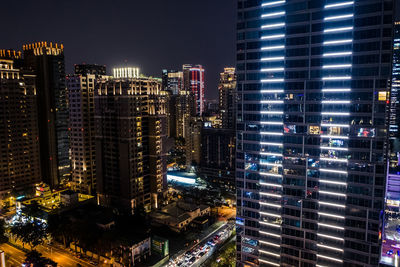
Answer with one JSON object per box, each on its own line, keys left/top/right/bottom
{"left": 257, "top": 1, "right": 286, "bottom": 266}
{"left": 316, "top": 1, "right": 354, "bottom": 265}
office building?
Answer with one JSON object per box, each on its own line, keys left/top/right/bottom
{"left": 0, "top": 54, "right": 41, "bottom": 199}
{"left": 23, "top": 42, "right": 70, "bottom": 188}
{"left": 236, "top": 1, "right": 394, "bottom": 266}
{"left": 74, "top": 64, "right": 106, "bottom": 76}
{"left": 200, "top": 127, "right": 235, "bottom": 191}
{"left": 95, "top": 75, "right": 167, "bottom": 213}
{"left": 183, "top": 64, "right": 205, "bottom": 116}
{"left": 219, "top": 67, "right": 237, "bottom": 129}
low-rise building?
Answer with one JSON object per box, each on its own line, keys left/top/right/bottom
{"left": 149, "top": 201, "right": 210, "bottom": 232}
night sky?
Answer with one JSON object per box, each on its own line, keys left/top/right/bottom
{"left": 2, "top": 0, "right": 236, "bottom": 100}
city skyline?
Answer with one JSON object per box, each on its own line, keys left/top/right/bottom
{"left": 2, "top": 0, "right": 236, "bottom": 99}
{"left": 1, "top": 1, "right": 400, "bottom": 267}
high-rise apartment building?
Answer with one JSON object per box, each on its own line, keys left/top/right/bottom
{"left": 183, "top": 64, "right": 205, "bottom": 116}
{"left": 67, "top": 64, "right": 105, "bottom": 194}
{"left": 95, "top": 75, "right": 167, "bottom": 213}
{"left": 0, "top": 53, "right": 41, "bottom": 199}
{"left": 23, "top": 42, "right": 70, "bottom": 188}
{"left": 236, "top": 1, "right": 394, "bottom": 266}
{"left": 219, "top": 67, "right": 237, "bottom": 129}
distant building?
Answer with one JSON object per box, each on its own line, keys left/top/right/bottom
{"left": 176, "top": 90, "right": 196, "bottom": 139}
{"left": 162, "top": 70, "right": 184, "bottom": 138}
{"left": 200, "top": 127, "right": 235, "bottom": 191}
{"left": 185, "top": 118, "right": 202, "bottom": 168}
{"left": 23, "top": 42, "right": 70, "bottom": 188}
{"left": 162, "top": 69, "right": 183, "bottom": 95}
{"left": 204, "top": 99, "right": 219, "bottom": 116}
{"left": 67, "top": 70, "right": 101, "bottom": 194}
{"left": 74, "top": 64, "right": 106, "bottom": 76}
{"left": 218, "top": 67, "right": 236, "bottom": 129}
{"left": 0, "top": 56, "right": 41, "bottom": 199}
{"left": 183, "top": 64, "right": 205, "bottom": 116}
{"left": 95, "top": 75, "right": 167, "bottom": 213}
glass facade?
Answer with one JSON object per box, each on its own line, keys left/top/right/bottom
{"left": 236, "top": 1, "right": 394, "bottom": 266}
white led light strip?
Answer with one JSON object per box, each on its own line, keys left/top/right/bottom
{"left": 317, "top": 233, "right": 345, "bottom": 241}
{"left": 318, "top": 223, "right": 345, "bottom": 230}
{"left": 260, "top": 192, "right": 282, "bottom": 198}
{"left": 260, "top": 121, "right": 284, "bottom": 125}
{"left": 319, "top": 157, "right": 348, "bottom": 162}
{"left": 319, "top": 201, "right": 345, "bottom": 208}
{"left": 317, "top": 244, "right": 344, "bottom": 252}
{"left": 319, "top": 191, "right": 346, "bottom": 197}
{"left": 262, "top": 0, "right": 285, "bottom": 7}
{"left": 259, "top": 172, "right": 282, "bottom": 178}
{"left": 324, "top": 14, "right": 353, "bottom": 21}
{"left": 260, "top": 221, "right": 281, "bottom": 228}
{"left": 259, "top": 230, "right": 281, "bottom": 237}
{"left": 261, "top": 23, "right": 285, "bottom": 29}
{"left": 320, "top": 146, "right": 348, "bottom": 151}
{"left": 324, "top": 26, "right": 353, "bottom": 33}
{"left": 261, "top": 45, "right": 285, "bottom": 51}
{"left": 260, "top": 131, "right": 283, "bottom": 136}
{"left": 319, "top": 168, "right": 347, "bottom": 174}
{"left": 260, "top": 212, "right": 282, "bottom": 218}
{"left": 261, "top": 12, "right": 285, "bottom": 18}
{"left": 259, "top": 162, "right": 282, "bottom": 167}
{"left": 320, "top": 135, "right": 349, "bottom": 139}
{"left": 259, "top": 240, "right": 280, "bottom": 247}
{"left": 260, "top": 100, "right": 284, "bottom": 104}
{"left": 325, "top": 1, "right": 354, "bottom": 9}
{"left": 258, "top": 259, "right": 280, "bottom": 266}
{"left": 317, "top": 254, "right": 343, "bottom": 263}
{"left": 260, "top": 152, "right": 283, "bottom": 157}
{"left": 320, "top": 123, "right": 349, "bottom": 127}
{"left": 319, "top": 179, "right": 347, "bottom": 186}
{"left": 259, "top": 249, "right": 280, "bottom": 257}
{"left": 260, "top": 182, "right": 282, "bottom": 187}
{"left": 259, "top": 201, "right": 281, "bottom": 208}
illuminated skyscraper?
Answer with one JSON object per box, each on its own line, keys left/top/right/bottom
{"left": 183, "top": 64, "right": 205, "bottom": 116}
{"left": 23, "top": 42, "right": 70, "bottom": 188}
{"left": 219, "top": 67, "right": 237, "bottom": 129}
{"left": 0, "top": 52, "right": 41, "bottom": 198}
{"left": 95, "top": 75, "right": 167, "bottom": 213}
{"left": 236, "top": 1, "right": 394, "bottom": 266}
